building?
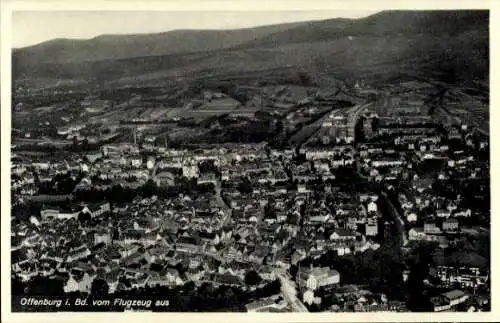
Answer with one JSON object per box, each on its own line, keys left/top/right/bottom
{"left": 245, "top": 296, "right": 287, "bottom": 312}
{"left": 182, "top": 165, "right": 199, "bottom": 178}
{"left": 431, "top": 290, "right": 468, "bottom": 312}
{"left": 433, "top": 265, "right": 489, "bottom": 288}
{"left": 40, "top": 208, "right": 60, "bottom": 220}
{"left": 303, "top": 289, "right": 315, "bottom": 305}
{"left": 197, "top": 172, "right": 217, "bottom": 185}
{"left": 156, "top": 171, "right": 175, "bottom": 186}
{"left": 406, "top": 212, "right": 418, "bottom": 223}
{"left": 94, "top": 231, "right": 112, "bottom": 246}
{"left": 298, "top": 266, "right": 340, "bottom": 291}
{"left": 363, "top": 118, "right": 374, "bottom": 139}
{"left": 130, "top": 157, "right": 142, "bottom": 168}
{"left": 424, "top": 222, "right": 442, "bottom": 235}
{"left": 63, "top": 272, "right": 94, "bottom": 293}
{"left": 66, "top": 245, "right": 92, "bottom": 263}
{"left": 442, "top": 218, "right": 459, "bottom": 233}
{"left": 367, "top": 201, "right": 378, "bottom": 213}
{"left": 365, "top": 219, "right": 378, "bottom": 237}
{"left": 443, "top": 289, "right": 468, "bottom": 306}
{"left": 81, "top": 202, "right": 111, "bottom": 219}
{"left": 329, "top": 229, "right": 357, "bottom": 241}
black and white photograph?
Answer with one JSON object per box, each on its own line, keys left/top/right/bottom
{"left": 1, "top": 0, "right": 494, "bottom": 319}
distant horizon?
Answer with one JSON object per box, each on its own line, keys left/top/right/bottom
{"left": 12, "top": 10, "right": 379, "bottom": 49}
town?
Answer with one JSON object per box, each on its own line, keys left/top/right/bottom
{"left": 10, "top": 80, "right": 490, "bottom": 313}
{"left": 6, "top": 7, "right": 493, "bottom": 319}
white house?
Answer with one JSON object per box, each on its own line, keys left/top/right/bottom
{"left": 63, "top": 272, "right": 94, "bottom": 293}
{"left": 94, "top": 231, "right": 112, "bottom": 246}
{"left": 29, "top": 216, "right": 41, "bottom": 227}
{"left": 130, "top": 157, "right": 142, "bottom": 168}
{"left": 367, "top": 201, "right": 378, "bottom": 213}
{"left": 303, "top": 289, "right": 315, "bottom": 305}
{"left": 329, "top": 229, "right": 357, "bottom": 241}
{"left": 454, "top": 209, "right": 472, "bottom": 217}
{"left": 406, "top": 212, "right": 418, "bottom": 223}
{"left": 66, "top": 245, "right": 92, "bottom": 262}
{"left": 40, "top": 208, "right": 60, "bottom": 220}
{"left": 165, "top": 269, "right": 184, "bottom": 286}
{"left": 431, "top": 290, "right": 469, "bottom": 312}
{"left": 299, "top": 266, "right": 340, "bottom": 291}
{"left": 57, "top": 210, "right": 80, "bottom": 220}
{"left": 408, "top": 228, "right": 427, "bottom": 241}
{"left": 365, "top": 221, "right": 378, "bottom": 237}
{"left": 81, "top": 202, "right": 111, "bottom": 219}
{"left": 182, "top": 165, "right": 199, "bottom": 179}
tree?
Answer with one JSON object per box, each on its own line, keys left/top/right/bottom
{"left": 82, "top": 137, "right": 89, "bottom": 150}
{"left": 244, "top": 270, "right": 262, "bottom": 286}
{"left": 237, "top": 177, "right": 253, "bottom": 194}
{"left": 78, "top": 211, "right": 91, "bottom": 224}
{"left": 118, "top": 276, "right": 131, "bottom": 289}
{"left": 150, "top": 262, "right": 163, "bottom": 272}
{"left": 90, "top": 278, "right": 109, "bottom": 297}
{"left": 289, "top": 265, "right": 298, "bottom": 280}
{"left": 12, "top": 275, "right": 26, "bottom": 296}
{"left": 28, "top": 276, "right": 64, "bottom": 296}
{"left": 109, "top": 184, "right": 124, "bottom": 203}
{"left": 182, "top": 281, "right": 196, "bottom": 293}
{"left": 141, "top": 179, "right": 158, "bottom": 198}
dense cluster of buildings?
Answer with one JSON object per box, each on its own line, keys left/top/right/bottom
{"left": 11, "top": 136, "right": 391, "bottom": 312}
{"left": 10, "top": 88, "right": 490, "bottom": 312}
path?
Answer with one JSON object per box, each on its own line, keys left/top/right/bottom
{"left": 274, "top": 269, "right": 309, "bottom": 312}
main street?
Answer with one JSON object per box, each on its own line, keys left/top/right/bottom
{"left": 274, "top": 269, "right": 309, "bottom": 312}
{"left": 215, "top": 179, "right": 232, "bottom": 227}
{"left": 380, "top": 191, "right": 407, "bottom": 248}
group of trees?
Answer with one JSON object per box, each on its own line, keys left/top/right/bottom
{"left": 244, "top": 270, "right": 263, "bottom": 286}
{"left": 73, "top": 178, "right": 216, "bottom": 204}
{"left": 207, "top": 119, "right": 280, "bottom": 144}
{"left": 12, "top": 275, "right": 64, "bottom": 298}
{"left": 12, "top": 202, "right": 44, "bottom": 222}
{"left": 12, "top": 144, "right": 63, "bottom": 154}
{"left": 36, "top": 172, "right": 82, "bottom": 195}
{"left": 237, "top": 177, "right": 253, "bottom": 194}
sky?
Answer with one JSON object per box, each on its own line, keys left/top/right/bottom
{"left": 12, "top": 10, "right": 378, "bottom": 48}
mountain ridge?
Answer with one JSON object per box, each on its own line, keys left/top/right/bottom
{"left": 12, "top": 10, "right": 489, "bottom": 90}
{"left": 12, "top": 20, "right": 314, "bottom": 64}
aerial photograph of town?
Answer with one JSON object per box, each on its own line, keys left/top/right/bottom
{"left": 9, "top": 9, "right": 490, "bottom": 313}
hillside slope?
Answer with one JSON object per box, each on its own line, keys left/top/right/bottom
{"left": 12, "top": 21, "right": 308, "bottom": 65}
{"left": 235, "top": 10, "right": 488, "bottom": 48}
{"left": 12, "top": 10, "right": 489, "bottom": 89}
